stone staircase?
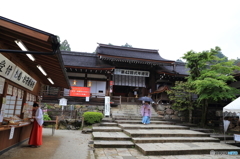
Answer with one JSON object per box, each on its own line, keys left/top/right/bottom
{"left": 92, "top": 104, "right": 240, "bottom": 156}
{"left": 111, "top": 102, "right": 160, "bottom": 120}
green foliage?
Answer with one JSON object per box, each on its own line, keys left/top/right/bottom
{"left": 56, "top": 35, "right": 71, "bottom": 51}
{"left": 60, "top": 40, "right": 71, "bottom": 51}
{"left": 167, "top": 81, "right": 198, "bottom": 111}
{"left": 176, "top": 59, "right": 184, "bottom": 63}
{"left": 83, "top": 112, "right": 103, "bottom": 125}
{"left": 44, "top": 103, "right": 54, "bottom": 109}
{"left": 182, "top": 46, "right": 240, "bottom": 126}
{"left": 43, "top": 113, "right": 51, "bottom": 121}
{"left": 121, "top": 43, "right": 132, "bottom": 47}
{"left": 167, "top": 81, "right": 199, "bottom": 123}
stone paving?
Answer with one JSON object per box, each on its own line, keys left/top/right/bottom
{"left": 92, "top": 104, "right": 240, "bottom": 158}
{"left": 136, "top": 142, "right": 240, "bottom": 155}
{"left": 123, "top": 129, "right": 210, "bottom": 137}
{"left": 93, "top": 126, "right": 122, "bottom": 132}
{"left": 132, "top": 137, "right": 219, "bottom": 143}
{"left": 94, "top": 148, "right": 240, "bottom": 159}
{"left": 115, "top": 120, "right": 175, "bottom": 124}
{"left": 93, "top": 132, "right": 131, "bottom": 140}
{"left": 118, "top": 124, "right": 188, "bottom": 129}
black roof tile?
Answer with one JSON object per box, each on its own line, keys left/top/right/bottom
{"left": 96, "top": 43, "right": 174, "bottom": 62}
{"left": 61, "top": 51, "right": 114, "bottom": 69}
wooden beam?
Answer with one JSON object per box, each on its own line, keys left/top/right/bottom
{"left": 0, "top": 19, "right": 49, "bottom": 41}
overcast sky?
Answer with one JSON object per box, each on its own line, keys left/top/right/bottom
{"left": 1, "top": 0, "right": 240, "bottom": 61}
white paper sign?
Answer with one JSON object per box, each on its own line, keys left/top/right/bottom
{"left": 104, "top": 96, "right": 110, "bottom": 116}
{"left": 0, "top": 77, "right": 5, "bottom": 94}
{"left": 9, "top": 126, "right": 15, "bottom": 140}
{"left": 0, "top": 113, "right": 3, "bottom": 122}
{"left": 59, "top": 98, "right": 67, "bottom": 106}
{"left": 0, "top": 53, "right": 16, "bottom": 79}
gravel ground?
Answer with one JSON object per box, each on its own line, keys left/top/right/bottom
{"left": 0, "top": 128, "right": 93, "bottom": 159}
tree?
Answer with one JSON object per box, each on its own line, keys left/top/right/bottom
{"left": 56, "top": 36, "right": 71, "bottom": 51}
{"left": 234, "top": 58, "right": 240, "bottom": 67}
{"left": 182, "top": 46, "right": 240, "bottom": 127}
{"left": 176, "top": 59, "right": 184, "bottom": 63}
{"left": 167, "top": 81, "right": 198, "bottom": 123}
{"left": 121, "top": 43, "right": 132, "bottom": 47}
{"left": 60, "top": 40, "right": 71, "bottom": 51}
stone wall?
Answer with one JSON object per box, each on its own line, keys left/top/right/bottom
{"left": 152, "top": 103, "right": 188, "bottom": 122}
{"left": 42, "top": 103, "right": 105, "bottom": 129}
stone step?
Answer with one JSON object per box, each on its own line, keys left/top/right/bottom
{"left": 92, "top": 132, "right": 131, "bottom": 141}
{"left": 175, "top": 123, "right": 198, "bottom": 127}
{"left": 210, "top": 134, "right": 234, "bottom": 140}
{"left": 115, "top": 120, "right": 175, "bottom": 125}
{"left": 101, "top": 118, "right": 113, "bottom": 122}
{"left": 124, "top": 129, "right": 210, "bottom": 137}
{"left": 135, "top": 142, "right": 240, "bottom": 155}
{"left": 190, "top": 128, "right": 215, "bottom": 133}
{"left": 100, "top": 122, "right": 118, "bottom": 126}
{"left": 118, "top": 124, "right": 189, "bottom": 130}
{"left": 132, "top": 137, "right": 219, "bottom": 143}
{"left": 113, "top": 117, "right": 162, "bottom": 121}
{"left": 92, "top": 126, "right": 122, "bottom": 132}
{"left": 94, "top": 140, "right": 134, "bottom": 148}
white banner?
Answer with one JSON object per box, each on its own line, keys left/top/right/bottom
{"left": 10, "top": 66, "right": 37, "bottom": 91}
{"left": 0, "top": 53, "right": 16, "bottom": 79}
{"left": 114, "top": 69, "right": 150, "bottom": 77}
{"left": 0, "top": 77, "right": 5, "bottom": 94}
{"left": 0, "top": 54, "right": 37, "bottom": 91}
{"left": 9, "top": 126, "right": 15, "bottom": 140}
{"left": 104, "top": 96, "right": 110, "bottom": 116}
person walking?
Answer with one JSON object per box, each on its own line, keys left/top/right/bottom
{"left": 28, "top": 101, "right": 43, "bottom": 148}
{"left": 141, "top": 101, "right": 151, "bottom": 124}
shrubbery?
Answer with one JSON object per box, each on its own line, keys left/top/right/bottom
{"left": 43, "top": 113, "right": 51, "bottom": 121}
{"left": 83, "top": 112, "right": 103, "bottom": 125}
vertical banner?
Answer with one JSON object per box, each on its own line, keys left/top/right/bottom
{"left": 9, "top": 126, "right": 15, "bottom": 139}
{"left": 104, "top": 96, "right": 110, "bottom": 117}
{"left": 0, "top": 77, "right": 5, "bottom": 94}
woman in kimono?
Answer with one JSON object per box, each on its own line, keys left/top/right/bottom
{"left": 28, "top": 102, "right": 43, "bottom": 148}
{"left": 141, "top": 101, "right": 151, "bottom": 124}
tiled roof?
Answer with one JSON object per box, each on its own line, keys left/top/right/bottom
{"left": 157, "top": 62, "right": 189, "bottom": 76}
{"left": 61, "top": 51, "right": 114, "bottom": 69}
{"left": 96, "top": 43, "right": 174, "bottom": 63}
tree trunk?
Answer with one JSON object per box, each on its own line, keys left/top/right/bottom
{"left": 201, "top": 100, "right": 208, "bottom": 127}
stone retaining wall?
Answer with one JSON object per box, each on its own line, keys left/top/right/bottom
{"left": 152, "top": 103, "right": 188, "bottom": 122}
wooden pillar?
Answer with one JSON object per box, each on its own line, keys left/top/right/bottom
{"left": 84, "top": 73, "right": 87, "bottom": 87}
{"left": 150, "top": 69, "right": 156, "bottom": 95}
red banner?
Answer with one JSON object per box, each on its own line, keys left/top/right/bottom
{"left": 70, "top": 87, "right": 90, "bottom": 97}
{"left": 110, "top": 81, "right": 114, "bottom": 86}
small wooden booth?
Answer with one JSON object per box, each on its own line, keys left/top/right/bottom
{"left": 0, "top": 16, "right": 70, "bottom": 153}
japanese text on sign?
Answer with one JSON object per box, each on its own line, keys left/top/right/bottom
{"left": 114, "top": 69, "right": 149, "bottom": 77}
{"left": 70, "top": 87, "right": 90, "bottom": 97}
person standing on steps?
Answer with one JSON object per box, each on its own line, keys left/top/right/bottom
{"left": 28, "top": 101, "right": 43, "bottom": 148}
{"left": 141, "top": 101, "right": 151, "bottom": 124}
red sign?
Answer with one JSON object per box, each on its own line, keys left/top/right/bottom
{"left": 70, "top": 87, "right": 90, "bottom": 97}
{"left": 110, "top": 81, "right": 114, "bottom": 86}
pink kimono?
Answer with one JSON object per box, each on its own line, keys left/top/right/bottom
{"left": 141, "top": 104, "right": 151, "bottom": 124}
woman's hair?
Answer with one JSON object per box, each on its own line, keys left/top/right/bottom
{"left": 145, "top": 101, "right": 150, "bottom": 104}
{"left": 33, "top": 102, "right": 39, "bottom": 107}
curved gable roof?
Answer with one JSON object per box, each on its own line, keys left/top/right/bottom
{"left": 96, "top": 43, "right": 174, "bottom": 63}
